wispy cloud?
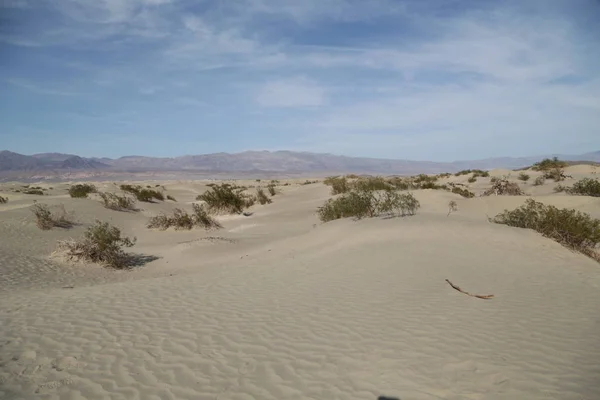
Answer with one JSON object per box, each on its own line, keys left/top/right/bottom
{"left": 1, "top": 0, "right": 599, "bottom": 159}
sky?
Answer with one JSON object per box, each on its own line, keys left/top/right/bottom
{"left": 1, "top": 0, "right": 599, "bottom": 161}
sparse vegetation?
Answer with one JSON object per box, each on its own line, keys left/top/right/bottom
{"left": 467, "top": 176, "right": 477, "bottom": 183}
{"left": 490, "top": 199, "right": 600, "bottom": 262}
{"left": 256, "top": 187, "right": 272, "bottom": 205}
{"left": 518, "top": 173, "right": 530, "bottom": 182}
{"left": 482, "top": 179, "right": 524, "bottom": 196}
{"left": 533, "top": 176, "right": 546, "bottom": 186}
{"left": 267, "top": 184, "right": 276, "bottom": 196}
{"left": 68, "top": 183, "right": 97, "bottom": 198}
{"left": 447, "top": 200, "right": 458, "bottom": 216}
{"left": 196, "top": 183, "right": 251, "bottom": 214}
{"left": 147, "top": 204, "right": 222, "bottom": 231}
{"left": 120, "top": 184, "right": 164, "bottom": 202}
{"left": 31, "top": 203, "right": 75, "bottom": 230}
{"left": 531, "top": 157, "right": 568, "bottom": 172}
{"left": 0, "top": 195, "right": 7, "bottom": 204}
{"left": 23, "top": 189, "right": 44, "bottom": 195}
{"left": 451, "top": 186, "right": 475, "bottom": 198}
{"left": 353, "top": 176, "right": 393, "bottom": 192}
{"left": 455, "top": 169, "right": 489, "bottom": 178}
{"left": 301, "top": 180, "right": 318, "bottom": 185}
{"left": 317, "top": 188, "right": 420, "bottom": 222}
{"left": 56, "top": 220, "right": 137, "bottom": 268}
{"left": 98, "top": 192, "right": 137, "bottom": 211}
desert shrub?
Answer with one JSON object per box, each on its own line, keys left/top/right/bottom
{"left": 323, "top": 176, "right": 350, "bottom": 195}
{"left": 563, "top": 178, "right": 600, "bottom": 197}
{"left": 68, "top": 183, "right": 97, "bottom": 198}
{"left": 447, "top": 200, "right": 458, "bottom": 216}
{"left": 352, "top": 176, "right": 392, "bottom": 191}
{"left": 98, "top": 192, "right": 137, "bottom": 211}
{"left": 148, "top": 205, "right": 220, "bottom": 231}
{"left": 0, "top": 196, "right": 7, "bottom": 204}
{"left": 437, "top": 173, "right": 452, "bottom": 178}
{"left": 166, "top": 194, "right": 177, "bottom": 201}
{"left": 518, "top": 173, "right": 530, "bottom": 182}
{"left": 31, "top": 203, "right": 75, "bottom": 230}
{"left": 531, "top": 157, "right": 568, "bottom": 171}
{"left": 197, "top": 184, "right": 249, "bottom": 214}
{"left": 418, "top": 182, "right": 447, "bottom": 190}
{"left": 533, "top": 176, "right": 545, "bottom": 186}
{"left": 56, "top": 220, "right": 136, "bottom": 268}
{"left": 490, "top": 199, "right": 600, "bottom": 262}
{"left": 301, "top": 180, "right": 318, "bottom": 185}
{"left": 543, "top": 167, "right": 570, "bottom": 182}
{"left": 455, "top": 169, "right": 489, "bottom": 178}
{"left": 387, "top": 177, "right": 413, "bottom": 191}
{"left": 136, "top": 188, "right": 164, "bottom": 202}
{"left": 451, "top": 187, "right": 475, "bottom": 198}
{"left": 267, "top": 184, "right": 276, "bottom": 196}
{"left": 482, "top": 179, "right": 524, "bottom": 196}
{"left": 468, "top": 176, "right": 477, "bottom": 183}
{"left": 413, "top": 174, "right": 438, "bottom": 184}
{"left": 23, "top": 189, "right": 44, "bottom": 195}
{"left": 256, "top": 187, "right": 272, "bottom": 205}
{"left": 317, "top": 189, "right": 419, "bottom": 222}
{"left": 490, "top": 176, "right": 499, "bottom": 183}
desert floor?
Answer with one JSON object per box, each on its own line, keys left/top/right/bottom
{"left": 1, "top": 167, "right": 599, "bottom": 400}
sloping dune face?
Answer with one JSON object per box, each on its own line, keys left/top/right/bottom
{"left": 1, "top": 173, "right": 599, "bottom": 400}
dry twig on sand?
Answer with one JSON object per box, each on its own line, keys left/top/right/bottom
{"left": 445, "top": 279, "right": 494, "bottom": 299}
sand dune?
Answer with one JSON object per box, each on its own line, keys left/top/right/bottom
{"left": 1, "top": 169, "right": 599, "bottom": 399}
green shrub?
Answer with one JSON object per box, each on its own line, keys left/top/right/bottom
{"left": 490, "top": 199, "right": 600, "bottom": 262}
{"left": 31, "top": 203, "right": 75, "bottom": 230}
{"left": 518, "top": 173, "right": 530, "bottom": 182}
{"left": 324, "top": 176, "right": 350, "bottom": 195}
{"left": 68, "top": 184, "right": 97, "bottom": 198}
{"left": 317, "top": 189, "right": 420, "bottom": 222}
{"left": 352, "top": 176, "right": 393, "bottom": 191}
{"left": 136, "top": 188, "right": 164, "bottom": 202}
{"left": 451, "top": 187, "right": 475, "bottom": 198}
{"left": 387, "top": 177, "right": 413, "bottom": 191}
{"left": 533, "top": 176, "right": 545, "bottom": 186}
{"left": 437, "top": 173, "right": 452, "bottom": 178}
{"left": 23, "top": 189, "right": 44, "bottom": 195}
{"left": 0, "top": 195, "right": 7, "bottom": 204}
{"left": 98, "top": 192, "right": 137, "bottom": 211}
{"left": 196, "top": 184, "right": 249, "bottom": 214}
{"left": 563, "top": 178, "right": 600, "bottom": 197}
{"left": 531, "top": 157, "right": 568, "bottom": 171}
{"left": 256, "top": 187, "right": 272, "bottom": 205}
{"left": 56, "top": 220, "right": 137, "bottom": 268}
{"left": 455, "top": 169, "right": 489, "bottom": 177}
{"left": 467, "top": 176, "right": 477, "bottom": 183}
{"left": 414, "top": 174, "right": 438, "bottom": 184}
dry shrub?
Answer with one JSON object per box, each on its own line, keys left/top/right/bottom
{"left": 482, "top": 179, "right": 524, "bottom": 196}
{"left": 256, "top": 187, "right": 272, "bottom": 205}
{"left": 324, "top": 176, "right": 350, "bottom": 195}
{"left": 56, "top": 220, "right": 136, "bottom": 268}
{"left": 120, "top": 184, "right": 164, "bottom": 202}
{"left": 447, "top": 200, "right": 458, "bottom": 216}
{"left": 561, "top": 178, "right": 600, "bottom": 197}
{"left": 98, "top": 192, "right": 137, "bottom": 211}
{"left": 68, "top": 184, "right": 97, "bottom": 198}
{"left": 491, "top": 199, "right": 600, "bottom": 262}
{"left": 518, "top": 172, "right": 530, "bottom": 181}
{"left": 317, "top": 189, "right": 420, "bottom": 222}
{"left": 31, "top": 203, "right": 75, "bottom": 230}
{"left": 533, "top": 176, "right": 545, "bottom": 186}
{"left": 147, "top": 204, "right": 222, "bottom": 231}
{"left": 543, "top": 167, "right": 570, "bottom": 182}
{"left": 196, "top": 184, "right": 249, "bottom": 214}
{"left": 451, "top": 186, "right": 475, "bottom": 198}
{"left": 0, "top": 195, "right": 7, "bottom": 204}
{"left": 267, "top": 184, "right": 277, "bottom": 196}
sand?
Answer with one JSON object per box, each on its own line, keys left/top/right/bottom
{"left": 1, "top": 169, "right": 599, "bottom": 400}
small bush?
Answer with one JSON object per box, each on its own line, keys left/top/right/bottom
{"left": 467, "top": 176, "right": 477, "bottom": 183}
{"left": 23, "top": 189, "right": 44, "bottom": 195}
{"left": 136, "top": 188, "right": 164, "bottom": 202}
{"left": 455, "top": 169, "right": 489, "bottom": 177}
{"left": 148, "top": 206, "right": 220, "bottom": 231}
{"left": 490, "top": 177, "right": 500, "bottom": 183}
{"left": 482, "top": 179, "right": 524, "bottom": 196}
{"left": 491, "top": 199, "right": 600, "bottom": 262}
{"left": 562, "top": 178, "right": 600, "bottom": 197}
{"left": 301, "top": 180, "right": 318, "bottom": 185}
{"left": 543, "top": 167, "right": 569, "bottom": 182}
{"left": 267, "top": 184, "right": 276, "bottom": 196}
{"left": 31, "top": 203, "right": 75, "bottom": 230}
{"left": 352, "top": 176, "right": 393, "bottom": 191}
{"left": 166, "top": 195, "right": 177, "bottom": 201}
{"left": 0, "top": 196, "right": 7, "bottom": 204}
{"left": 533, "top": 176, "right": 545, "bottom": 186}
{"left": 387, "top": 177, "right": 414, "bottom": 191}
{"left": 197, "top": 184, "right": 249, "bottom": 214}
{"left": 317, "top": 189, "right": 420, "bottom": 222}
{"left": 447, "top": 200, "right": 458, "bottom": 216}
{"left": 414, "top": 174, "right": 438, "bottom": 184}
{"left": 451, "top": 187, "right": 475, "bottom": 198}
{"left": 437, "top": 173, "right": 452, "bottom": 178}
{"left": 324, "top": 176, "right": 350, "bottom": 195}
{"left": 256, "top": 187, "right": 272, "bottom": 205}
{"left": 531, "top": 157, "right": 568, "bottom": 172}
{"left": 99, "top": 192, "right": 137, "bottom": 211}
{"left": 56, "top": 220, "right": 137, "bottom": 268}
{"left": 69, "top": 184, "right": 97, "bottom": 198}
{"left": 518, "top": 173, "right": 530, "bottom": 182}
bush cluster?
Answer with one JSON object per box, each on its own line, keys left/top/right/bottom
{"left": 68, "top": 184, "right": 97, "bottom": 198}
{"left": 120, "top": 184, "right": 164, "bottom": 202}
{"left": 557, "top": 178, "right": 600, "bottom": 197}
{"left": 98, "top": 192, "right": 137, "bottom": 211}
{"left": 147, "top": 203, "right": 222, "bottom": 230}
{"left": 196, "top": 183, "right": 254, "bottom": 214}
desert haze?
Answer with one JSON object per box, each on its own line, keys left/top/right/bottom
{"left": 1, "top": 159, "right": 599, "bottom": 400}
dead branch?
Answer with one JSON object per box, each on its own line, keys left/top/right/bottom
{"left": 445, "top": 279, "right": 494, "bottom": 299}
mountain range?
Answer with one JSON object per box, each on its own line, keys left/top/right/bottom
{"left": 1, "top": 150, "right": 599, "bottom": 179}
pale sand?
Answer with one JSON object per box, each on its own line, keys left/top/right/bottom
{"left": 1, "top": 169, "right": 599, "bottom": 400}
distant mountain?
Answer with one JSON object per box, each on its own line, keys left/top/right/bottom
{"left": 1, "top": 149, "right": 599, "bottom": 177}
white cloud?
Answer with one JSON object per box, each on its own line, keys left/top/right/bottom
{"left": 256, "top": 78, "right": 326, "bottom": 107}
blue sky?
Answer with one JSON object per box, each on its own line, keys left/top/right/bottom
{"left": 1, "top": 0, "right": 599, "bottom": 161}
